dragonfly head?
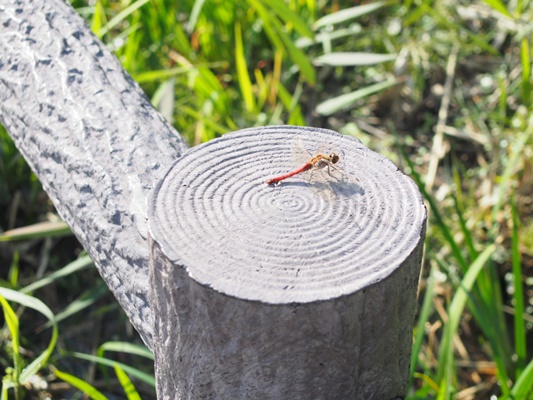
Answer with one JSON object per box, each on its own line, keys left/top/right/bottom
{"left": 329, "top": 153, "right": 340, "bottom": 164}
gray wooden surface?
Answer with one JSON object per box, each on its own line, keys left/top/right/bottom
{"left": 149, "top": 126, "right": 427, "bottom": 399}
{"left": 0, "top": 0, "right": 189, "bottom": 348}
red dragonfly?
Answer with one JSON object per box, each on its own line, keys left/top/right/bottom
{"left": 265, "top": 152, "right": 342, "bottom": 185}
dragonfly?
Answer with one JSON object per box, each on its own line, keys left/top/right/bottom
{"left": 265, "top": 152, "right": 342, "bottom": 185}
{"left": 265, "top": 138, "right": 361, "bottom": 200}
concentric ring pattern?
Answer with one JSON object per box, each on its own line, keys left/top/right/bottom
{"left": 148, "top": 126, "right": 427, "bottom": 304}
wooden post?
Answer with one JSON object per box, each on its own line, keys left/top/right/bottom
{"left": 0, "top": 0, "right": 189, "bottom": 347}
{"left": 148, "top": 126, "right": 426, "bottom": 399}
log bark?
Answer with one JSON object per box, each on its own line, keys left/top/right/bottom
{"left": 148, "top": 126, "right": 427, "bottom": 399}
{"left": 0, "top": 0, "right": 189, "bottom": 347}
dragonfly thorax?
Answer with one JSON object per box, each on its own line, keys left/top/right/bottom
{"left": 313, "top": 153, "right": 339, "bottom": 170}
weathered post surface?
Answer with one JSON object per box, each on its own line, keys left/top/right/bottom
{"left": 148, "top": 126, "right": 427, "bottom": 399}
{"left": 1, "top": 0, "right": 427, "bottom": 399}
{"left": 0, "top": 0, "right": 189, "bottom": 347}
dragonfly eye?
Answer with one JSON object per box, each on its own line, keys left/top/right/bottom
{"left": 330, "top": 154, "right": 339, "bottom": 164}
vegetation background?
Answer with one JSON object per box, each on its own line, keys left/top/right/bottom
{"left": 1, "top": 0, "right": 532, "bottom": 399}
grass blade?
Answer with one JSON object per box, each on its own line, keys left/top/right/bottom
{"left": 0, "top": 288, "right": 58, "bottom": 384}
{"left": 436, "top": 245, "right": 496, "bottom": 382}
{"left": 152, "top": 78, "right": 176, "bottom": 123}
{"left": 42, "top": 281, "right": 109, "bottom": 328}
{"left": 0, "top": 293, "right": 22, "bottom": 382}
{"left": 409, "top": 267, "right": 435, "bottom": 383}
{"left": 235, "top": 22, "right": 256, "bottom": 112}
{"left": 260, "top": 0, "right": 313, "bottom": 38}
{"left": 51, "top": 366, "right": 107, "bottom": 400}
{"left": 314, "top": 2, "right": 387, "bottom": 29}
{"left": 269, "top": 16, "right": 316, "bottom": 84}
{"left": 97, "top": 342, "right": 153, "bottom": 360}
{"left": 186, "top": 0, "right": 207, "bottom": 34}
{"left": 314, "top": 52, "right": 396, "bottom": 67}
{"left": 114, "top": 364, "right": 142, "bottom": 400}
{"left": 482, "top": 0, "right": 512, "bottom": 17}
{"left": 97, "top": 0, "right": 150, "bottom": 38}
{"left": 248, "top": 0, "right": 315, "bottom": 84}
{"left": 451, "top": 167, "right": 478, "bottom": 261}
{"left": 511, "top": 195, "right": 526, "bottom": 376}
{"left": 0, "top": 221, "right": 71, "bottom": 242}
{"left": 401, "top": 149, "right": 468, "bottom": 272}
{"left": 520, "top": 37, "right": 531, "bottom": 106}
{"left": 316, "top": 78, "right": 397, "bottom": 115}
{"left": 70, "top": 352, "right": 155, "bottom": 386}
{"left": 510, "top": 357, "right": 533, "bottom": 399}
{"left": 21, "top": 255, "right": 93, "bottom": 294}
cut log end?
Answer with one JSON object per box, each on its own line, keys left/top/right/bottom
{"left": 148, "top": 125, "right": 426, "bottom": 304}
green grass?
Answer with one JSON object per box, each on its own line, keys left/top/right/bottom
{"left": 1, "top": 0, "right": 532, "bottom": 398}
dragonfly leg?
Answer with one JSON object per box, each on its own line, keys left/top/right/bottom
{"left": 326, "top": 163, "right": 343, "bottom": 182}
